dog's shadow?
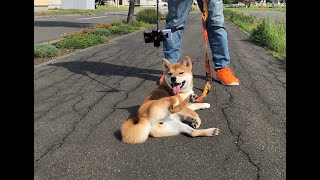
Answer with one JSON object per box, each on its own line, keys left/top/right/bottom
{"left": 113, "top": 105, "right": 140, "bottom": 141}
{"left": 113, "top": 130, "right": 122, "bottom": 141}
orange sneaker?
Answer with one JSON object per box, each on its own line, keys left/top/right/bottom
{"left": 214, "top": 67, "right": 239, "bottom": 86}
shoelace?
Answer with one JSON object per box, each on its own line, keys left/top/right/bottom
{"left": 218, "top": 68, "right": 236, "bottom": 79}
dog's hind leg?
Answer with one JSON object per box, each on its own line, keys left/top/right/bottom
{"left": 177, "top": 108, "right": 202, "bottom": 129}
{"left": 149, "top": 120, "right": 219, "bottom": 138}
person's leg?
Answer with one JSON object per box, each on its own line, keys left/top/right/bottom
{"left": 206, "top": 0, "right": 230, "bottom": 70}
{"left": 163, "top": 0, "right": 194, "bottom": 63}
{"left": 197, "top": 0, "right": 239, "bottom": 85}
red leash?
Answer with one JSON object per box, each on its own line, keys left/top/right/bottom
{"left": 196, "top": 0, "right": 212, "bottom": 103}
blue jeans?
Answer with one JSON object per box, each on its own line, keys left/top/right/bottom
{"left": 163, "top": 0, "right": 230, "bottom": 70}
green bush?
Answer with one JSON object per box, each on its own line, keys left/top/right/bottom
{"left": 111, "top": 21, "right": 126, "bottom": 26}
{"left": 129, "top": 20, "right": 150, "bottom": 30}
{"left": 250, "top": 18, "right": 286, "bottom": 61}
{"left": 108, "top": 26, "right": 131, "bottom": 34}
{"left": 224, "top": 9, "right": 258, "bottom": 33}
{"left": 91, "top": 28, "right": 111, "bottom": 36}
{"left": 56, "top": 34, "right": 107, "bottom": 49}
{"left": 224, "top": 9, "right": 286, "bottom": 63}
{"left": 118, "top": 24, "right": 133, "bottom": 30}
{"left": 136, "top": 8, "right": 162, "bottom": 24}
{"left": 34, "top": 44, "right": 60, "bottom": 58}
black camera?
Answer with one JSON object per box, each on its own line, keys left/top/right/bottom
{"left": 143, "top": 29, "right": 171, "bottom": 47}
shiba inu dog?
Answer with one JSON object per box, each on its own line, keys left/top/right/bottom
{"left": 120, "top": 56, "right": 220, "bottom": 144}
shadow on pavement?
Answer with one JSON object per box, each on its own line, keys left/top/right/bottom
{"left": 51, "top": 61, "right": 163, "bottom": 82}
{"left": 51, "top": 61, "right": 207, "bottom": 84}
{"left": 113, "top": 130, "right": 122, "bottom": 141}
{"left": 114, "top": 105, "right": 140, "bottom": 142}
{"left": 34, "top": 21, "right": 94, "bottom": 28}
{"left": 117, "top": 105, "right": 140, "bottom": 117}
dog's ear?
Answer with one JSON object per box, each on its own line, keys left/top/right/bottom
{"left": 178, "top": 56, "right": 192, "bottom": 69}
{"left": 162, "top": 58, "right": 171, "bottom": 71}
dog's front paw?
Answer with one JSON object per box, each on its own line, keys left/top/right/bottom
{"left": 189, "top": 94, "right": 198, "bottom": 103}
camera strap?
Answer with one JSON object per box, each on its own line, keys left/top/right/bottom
{"left": 196, "top": 0, "right": 212, "bottom": 103}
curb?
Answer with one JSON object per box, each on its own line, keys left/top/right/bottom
{"left": 35, "top": 38, "right": 64, "bottom": 45}
{"left": 227, "top": 19, "right": 250, "bottom": 36}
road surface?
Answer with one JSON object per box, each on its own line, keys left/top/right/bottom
{"left": 34, "top": 11, "right": 286, "bottom": 180}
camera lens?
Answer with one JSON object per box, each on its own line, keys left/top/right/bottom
{"left": 143, "top": 31, "right": 153, "bottom": 43}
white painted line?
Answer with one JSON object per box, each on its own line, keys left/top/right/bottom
{"left": 77, "top": 16, "right": 108, "bottom": 21}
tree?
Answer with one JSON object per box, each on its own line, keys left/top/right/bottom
{"left": 127, "top": 0, "right": 135, "bottom": 23}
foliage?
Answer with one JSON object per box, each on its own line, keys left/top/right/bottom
{"left": 34, "top": 44, "right": 60, "bottom": 58}
{"left": 136, "top": 8, "right": 162, "bottom": 24}
{"left": 56, "top": 34, "right": 107, "bottom": 49}
{"left": 250, "top": 18, "right": 286, "bottom": 61}
{"left": 91, "top": 28, "right": 111, "bottom": 36}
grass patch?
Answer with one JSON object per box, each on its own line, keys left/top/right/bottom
{"left": 34, "top": 44, "right": 60, "bottom": 58}
{"left": 91, "top": 28, "right": 111, "bottom": 36}
{"left": 224, "top": 9, "right": 259, "bottom": 33}
{"left": 224, "top": 9, "right": 286, "bottom": 63}
{"left": 250, "top": 18, "right": 286, "bottom": 61}
{"left": 56, "top": 34, "right": 107, "bottom": 49}
{"left": 129, "top": 20, "right": 151, "bottom": 30}
{"left": 99, "top": 5, "right": 128, "bottom": 11}
{"left": 108, "top": 26, "right": 132, "bottom": 35}
{"left": 108, "top": 20, "right": 151, "bottom": 34}
{"left": 225, "top": 7, "right": 286, "bottom": 12}
{"left": 109, "top": 21, "right": 133, "bottom": 34}
{"left": 136, "top": 8, "right": 162, "bottom": 24}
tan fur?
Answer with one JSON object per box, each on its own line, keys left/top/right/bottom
{"left": 120, "top": 56, "right": 220, "bottom": 144}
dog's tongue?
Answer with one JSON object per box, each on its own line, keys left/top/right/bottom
{"left": 172, "top": 84, "right": 181, "bottom": 95}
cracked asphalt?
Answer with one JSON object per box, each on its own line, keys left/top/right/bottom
{"left": 34, "top": 11, "right": 286, "bottom": 180}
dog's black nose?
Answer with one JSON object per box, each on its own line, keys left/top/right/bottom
{"left": 171, "top": 77, "right": 177, "bottom": 82}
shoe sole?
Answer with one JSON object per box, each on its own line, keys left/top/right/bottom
{"left": 213, "top": 75, "right": 239, "bottom": 86}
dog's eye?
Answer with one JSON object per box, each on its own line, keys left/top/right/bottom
{"left": 167, "top": 73, "right": 172, "bottom": 76}
{"left": 179, "top": 72, "right": 184, "bottom": 74}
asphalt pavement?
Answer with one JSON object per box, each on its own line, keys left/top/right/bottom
{"left": 34, "top": 11, "right": 286, "bottom": 180}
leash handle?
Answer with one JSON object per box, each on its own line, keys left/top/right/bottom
{"left": 196, "top": 0, "right": 212, "bottom": 103}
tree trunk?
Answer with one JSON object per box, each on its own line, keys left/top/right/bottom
{"left": 127, "top": 0, "right": 135, "bottom": 24}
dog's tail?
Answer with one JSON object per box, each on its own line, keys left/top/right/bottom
{"left": 120, "top": 117, "right": 151, "bottom": 144}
